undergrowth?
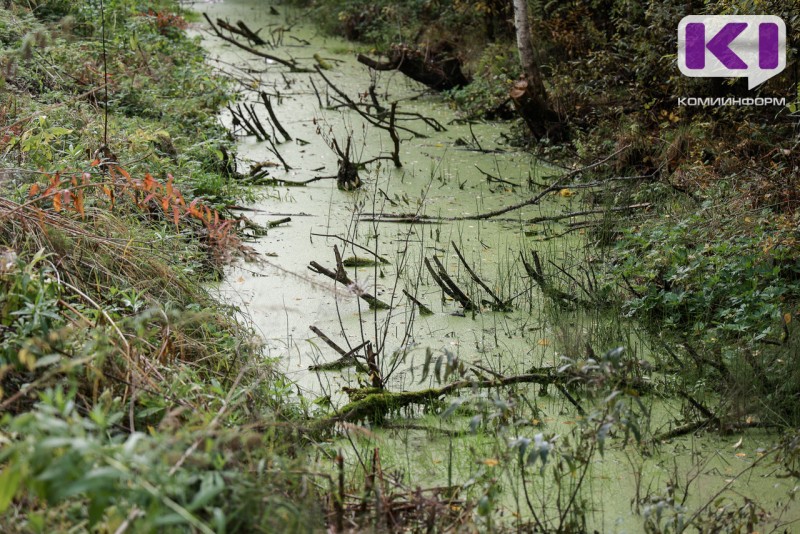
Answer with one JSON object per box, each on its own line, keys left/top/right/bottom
{"left": 0, "top": 1, "right": 322, "bottom": 531}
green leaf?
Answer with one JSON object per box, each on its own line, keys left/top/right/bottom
{"left": 0, "top": 464, "right": 23, "bottom": 513}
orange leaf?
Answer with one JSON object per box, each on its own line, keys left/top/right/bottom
{"left": 74, "top": 190, "right": 85, "bottom": 218}
{"left": 143, "top": 173, "right": 157, "bottom": 192}
{"left": 118, "top": 167, "right": 131, "bottom": 180}
{"left": 188, "top": 198, "right": 200, "bottom": 218}
{"left": 90, "top": 158, "right": 100, "bottom": 167}
{"left": 28, "top": 183, "right": 40, "bottom": 197}
{"left": 52, "top": 192, "right": 62, "bottom": 212}
{"left": 172, "top": 206, "right": 181, "bottom": 230}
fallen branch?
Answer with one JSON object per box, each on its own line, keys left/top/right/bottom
{"left": 310, "top": 232, "right": 390, "bottom": 265}
{"left": 260, "top": 91, "right": 292, "bottom": 142}
{"left": 308, "top": 246, "right": 391, "bottom": 310}
{"left": 520, "top": 250, "right": 581, "bottom": 306}
{"left": 216, "top": 18, "right": 266, "bottom": 45}
{"left": 402, "top": 289, "right": 433, "bottom": 316}
{"left": 360, "top": 145, "right": 631, "bottom": 222}
{"left": 203, "top": 13, "right": 308, "bottom": 71}
{"left": 451, "top": 242, "right": 509, "bottom": 311}
{"left": 524, "top": 203, "right": 651, "bottom": 225}
{"left": 424, "top": 257, "right": 475, "bottom": 311}
{"left": 323, "top": 371, "right": 560, "bottom": 425}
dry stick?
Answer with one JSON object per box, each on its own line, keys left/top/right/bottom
{"left": 228, "top": 104, "right": 260, "bottom": 139}
{"left": 362, "top": 144, "right": 631, "bottom": 222}
{"left": 268, "top": 217, "right": 291, "bottom": 228}
{"left": 310, "top": 325, "right": 348, "bottom": 356}
{"left": 309, "top": 77, "right": 325, "bottom": 109}
{"left": 468, "top": 123, "right": 484, "bottom": 152}
{"left": 520, "top": 251, "right": 579, "bottom": 304}
{"left": 475, "top": 165, "right": 519, "bottom": 187}
{"left": 335, "top": 451, "right": 345, "bottom": 533}
{"left": 250, "top": 172, "right": 336, "bottom": 186}
{"left": 266, "top": 134, "right": 291, "bottom": 171}
{"left": 451, "top": 242, "right": 507, "bottom": 310}
{"left": 546, "top": 258, "right": 594, "bottom": 303}
{"left": 260, "top": 91, "right": 292, "bottom": 141}
{"left": 203, "top": 13, "right": 306, "bottom": 71}
{"left": 243, "top": 103, "right": 271, "bottom": 140}
{"left": 524, "top": 203, "right": 651, "bottom": 224}
{"left": 314, "top": 66, "right": 425, "bottom": 138}
{"left": 402, "top": 289, "right": 433, "bottom": 316}
{"left": 237, "top": 20, "right": 267, "bottom": 45}
{"left": 424, "top": 257, "right": 463, "bottom": 307}
{"left": 388, "top": 102, "right": 402, "bottom": 168}
{"left": 216, "top": 18, "right": 266, "bottom": 45}
{"left": 310, "top": 341, "right": 370, "bottom": 371}
{"left": 368, "top": 83, "right": 385, "bottom": 113}
{"left": 553, "top": 383, "right": 585, "bottom": 415}
{"left": 432, "top": 256, "right": 475, "bottom": 311}
{"left": 310, "top": 232, "right": 390, "bottom": 264}
{"left": 308, "top": 252, "right": 391, "bottom": 310}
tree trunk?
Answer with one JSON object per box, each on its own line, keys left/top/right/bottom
{"left": 511, "top": 0, "right": 566, "bottom": 141}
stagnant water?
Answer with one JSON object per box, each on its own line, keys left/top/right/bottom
{"left": 192, "top": 3, "right": 799, "bottom": 531}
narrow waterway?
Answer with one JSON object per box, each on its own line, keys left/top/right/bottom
{"left": 192, "top": 3, "right": 799, "bottom": 531}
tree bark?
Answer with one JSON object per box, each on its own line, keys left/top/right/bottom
{"left": 511, "top": 0, "right": 566, "bottom": 141}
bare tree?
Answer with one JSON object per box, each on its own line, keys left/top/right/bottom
{"left": 511, "top": 0, "right": 566, "bottom": 141}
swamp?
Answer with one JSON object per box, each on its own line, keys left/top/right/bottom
{"left": 1, "top": 0, "right": 799, "bottom": 532}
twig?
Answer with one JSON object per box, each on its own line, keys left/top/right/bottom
{"left": 402, "top": 289, "right": 433, "bottom": 316}
{"left": 451, "top": 242, "right": 508, "bottom": 310}
{"left": 260, "top": 91, "right": 292, "bottom": 141}
{"left": 203, "top": 13, "right": 307, "bottom": 71}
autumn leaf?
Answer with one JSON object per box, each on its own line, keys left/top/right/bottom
{"left": 52, "top": 192, "right": 62, "bottom": 212}
{"left": 143, "top": 173, "right": 156, "bottom": 191}
{"left": 28, "top": 183, "right": 40, "bottom": 197}
{"left": 74, "top": 190, "right": 85, "bottom": 218}
{"left": 482, "top": 458, "right": 499, "bottom": 467}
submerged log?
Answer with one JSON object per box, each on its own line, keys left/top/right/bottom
{"left": 357, "top": 43, "right": 469, "bottom": 91}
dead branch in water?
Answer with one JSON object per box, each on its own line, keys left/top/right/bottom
{"left": 424, "top": 257, "right": 475, "bottom": 311}
{"left": 203, "top": 14, "right": 308, "bottom": 72}
{"left": 308, "top": 245, "right": 390, "bottom": 310}
{"left": 260, "top": 91, "right": 292, "bottom": 142}
{"left": 215, "top": 18, "right": 266, "bottom": 45}
{"left": 402, "top": 289, "right": 433, "bottom": 316}
{"left": 451, "top": 242, "right": 509, "bottom": 311}
{"left": 520, "top": 250, "right": 582, "bottom": 307}
{"left": 310, "top": 232, "right": 390, "bottom": 265}
{"left": 359, "top": 145, "right": 632, "bottom": 222}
